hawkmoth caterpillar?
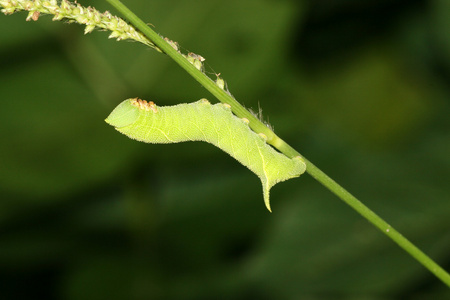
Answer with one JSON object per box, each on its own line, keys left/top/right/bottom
{"left": 105, "top": 98, "right": 306, "bottom": 211}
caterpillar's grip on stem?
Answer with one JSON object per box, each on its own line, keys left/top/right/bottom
{"left": 105, "top": 98, "right": 306, "bottom": 211}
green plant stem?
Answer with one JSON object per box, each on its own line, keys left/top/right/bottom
{"left": 104, "top": 0, "right": 450, "bottom": 287}
{"left": 304, "top": 157, "right": 450, "bottom": 287}
{"left": 104, "top": 0, "right": 278, "bottom": 146}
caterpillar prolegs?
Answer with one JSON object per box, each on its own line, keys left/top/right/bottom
{"left": 105, "top": 98, "right": 306, "bottom": 211}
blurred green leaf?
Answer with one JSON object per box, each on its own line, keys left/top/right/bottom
{"left": 0, "top": 0, "right": 449, "bottom": 299}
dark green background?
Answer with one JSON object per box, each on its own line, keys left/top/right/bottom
{"left": 1, "top": 0, "right": 449, "bottom": 299}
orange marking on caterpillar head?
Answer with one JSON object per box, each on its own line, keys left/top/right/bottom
{"left": 130, "top": 98, "right": 158, "bottom": 113}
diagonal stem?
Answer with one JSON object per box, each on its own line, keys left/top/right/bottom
{"left": 305, "top": 157, "right": 450, "bottom": 287}
{"left": 104, "top": 0, "right": 450, "bottom": 287}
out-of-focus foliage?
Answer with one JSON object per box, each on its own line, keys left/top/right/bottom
{"left": 0, "top": 0, "right": 449, "bottom": 299}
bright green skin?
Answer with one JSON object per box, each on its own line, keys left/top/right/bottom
{"left": 105, "top": 98, "right": 306, "bottom": 211}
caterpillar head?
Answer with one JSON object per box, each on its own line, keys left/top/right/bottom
{"left": 105, "top": 98, "right": 156, "bottom": 128}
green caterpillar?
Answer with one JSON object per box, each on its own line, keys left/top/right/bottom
{"left": 105, "top": 98, "right": 306, "bottom": 211}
